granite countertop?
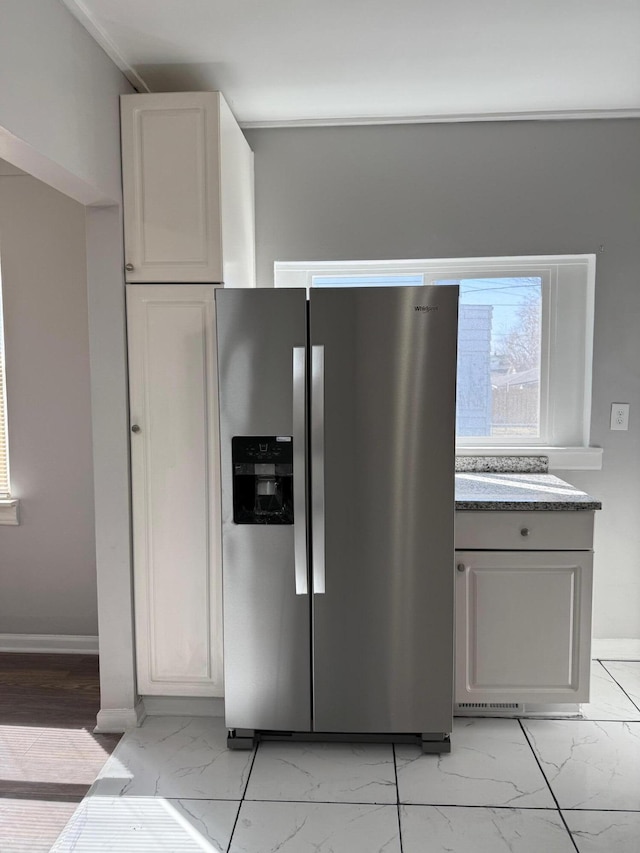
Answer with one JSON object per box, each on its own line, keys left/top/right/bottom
{"left": 454, "top": 472, "right": 602, "bottom": 511}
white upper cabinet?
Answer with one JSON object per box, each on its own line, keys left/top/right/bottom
{"left": 121, "top": 92, "right": 255, "bottom": 286}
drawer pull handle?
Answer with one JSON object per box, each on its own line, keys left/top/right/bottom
{"left": 520, "top": 527, "right": 530, "bottom": 537}
{"left": 456, "top": 563, "right": 466, "bottom": 572}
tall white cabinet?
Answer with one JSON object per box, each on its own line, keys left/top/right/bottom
{"left": 122, "top": 90, "right": 256, "bottom": 701}
{"left": 126, "top": 285, "right": 223, "bottom": 696}
{"left": 121, "top": 91, "right": 255, "bottom": 286}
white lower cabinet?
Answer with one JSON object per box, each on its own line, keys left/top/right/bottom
{"left": 127, "top": 285, "right": 223, "bottom": 696}
{"left": 455, "top": 512, "right": 594, "bottom": 705}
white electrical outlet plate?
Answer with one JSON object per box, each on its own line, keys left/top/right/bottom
{"left": 610, "top": 403, "right": 630, "bottom": 431}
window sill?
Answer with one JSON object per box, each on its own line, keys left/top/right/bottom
{"left": 0, "top": 499, "right": 19, "bottom": 525}
{"left": 455, "top": 446, "right": 603, "bottom": 471}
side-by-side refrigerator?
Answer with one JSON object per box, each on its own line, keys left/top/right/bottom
{"left": 215, "top": 285, "right": 458, "bottom": 751}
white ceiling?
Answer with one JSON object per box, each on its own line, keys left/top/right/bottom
{"left": 62, "top": 0, "right": 640, "bottom": 127}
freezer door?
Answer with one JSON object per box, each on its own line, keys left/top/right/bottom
{"left": 216, "top": 288, "right": 310, "bottom": 732}
{"left": 309, "top": 286, "right": 458, "bottom": 734}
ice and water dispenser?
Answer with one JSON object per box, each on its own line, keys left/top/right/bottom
{"left": 231, "top": 436, "right": 294, "bottom": 524}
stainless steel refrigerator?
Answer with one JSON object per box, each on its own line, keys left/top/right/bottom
{"left": 215, "top": 285, "right": 458, "bottom": 752}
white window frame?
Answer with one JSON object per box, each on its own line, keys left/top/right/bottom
{"left": 0, "top": 263, "right": 17, "bottom": 523}
{"left": 274, "top": 255, "right": 600, "bottom": 470}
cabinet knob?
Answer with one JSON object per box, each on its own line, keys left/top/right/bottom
{"left": 520, "top": 527, "right": 530, "bottom": 537}
{"left": 456, "top": 563, "right": 466, "bottom": 572}
{"left": 125, "top": 263, "right": 134, "bottom": 271}
{"left": 131, "top": 424, "right": 141, "bottom": 434}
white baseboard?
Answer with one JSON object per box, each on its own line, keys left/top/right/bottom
{"left": 95, "top": 700, "right": 146, "bottom": 733}
{"left": 0, "top": 633, "right": 99, "bottom": 654}
{"left": 592, "top": 638, "right": 640, "bottom": 660}
{"left": 142, "top": 696, "right": 225, "bottom": 717}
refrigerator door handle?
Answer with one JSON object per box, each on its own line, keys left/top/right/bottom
{"left": 311, "top": 345, "right": 326, "bottom": 594}
{"left": 293, "top": 346, "right": 308, "bottom": 595}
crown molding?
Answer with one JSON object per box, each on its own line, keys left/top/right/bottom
{"left": 239, "top": 108, "right": 640, "bottom": 129}
{"left": 54, "top": 5, "right": 640, "bottom": 128}
{"left": 60, "top": 0, "right": 150, "bottom": 92}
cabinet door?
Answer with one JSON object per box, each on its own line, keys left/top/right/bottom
{"left": 456, "top": 551, "right": 593, "bottom": 704}
{"left": 121, "top": 93, "right": 223, "bottom": 282}
{"left": 127, "top": 285, "right": 222, "bottom": 696}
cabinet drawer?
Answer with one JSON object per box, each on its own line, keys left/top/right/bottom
{"left": 455, "top": 511, "right": 594, "bottom": 551}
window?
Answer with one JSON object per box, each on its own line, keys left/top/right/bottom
{"left": 275, "top": 255, "right": 598, "bottom": 469}
{"left": 0, "top": 260, "right": 10, "bottom": 498}
{"left": 445, "top": 276, "right": 543, "bottom": 440}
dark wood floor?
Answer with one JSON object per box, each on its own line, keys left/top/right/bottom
{"left": 0, "top": 653, "right": 121, "bottom": 852}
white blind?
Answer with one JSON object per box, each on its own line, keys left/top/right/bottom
{"left": 0, "top": 266, "right": 10, "bottom": 497}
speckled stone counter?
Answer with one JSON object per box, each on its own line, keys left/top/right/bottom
{"left": 455, "top": 455, "right": 549, "bottom": 474}
{"left": 455, "top": 472, "right": 602, "bottom": 511}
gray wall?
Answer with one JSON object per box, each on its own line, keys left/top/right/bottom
{"left": 0, "top": 0, "right": 136, "bottom": 721}
{"left": 0, "top": 0, "right": 124, "bottom": 203}
{"left": 245, "top": 119, "right": 640, "bottom": 639}
{"left": 0, "top": 167, "right": 97, "bottom": 635}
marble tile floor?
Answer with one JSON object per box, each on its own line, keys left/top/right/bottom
{"left": 51, "top": 660, "right": 640, "bottom": 852}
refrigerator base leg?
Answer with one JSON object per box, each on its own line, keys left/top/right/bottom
{"left": 227, "top": 729, "right": 256, "bottom": 750}
{"left": 225, "top": 729, "right": 452, "bottom": 753}
{"left": 421, "top": 733, "right": 451, "bottom": 754}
